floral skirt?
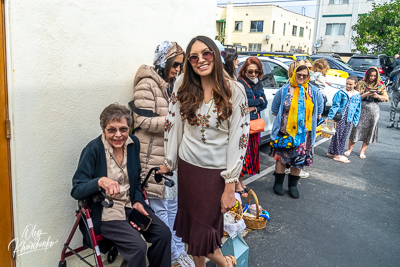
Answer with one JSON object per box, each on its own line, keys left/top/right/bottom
{"left": 269, "top": 133, "right": 313, "bottom": 169}
{"left": 240, "top": 132, "right": 260, "bottom": 177}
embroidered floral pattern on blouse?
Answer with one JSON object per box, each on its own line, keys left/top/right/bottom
{"left": 170, "top": 92, "right": 178, "bottom": 105}
{"left": 197, "top": 113, "right": 211, "bottom": 143}
{"left": 240, "top": 122, "right": 250, "bottom": 128}
{"left": 239, "top": 134, "right": 249, "bottom": 149}
{"left": 168, "top": 110, "right": 175, "bottom": 117}
{"left": 239, "top": 103, "right": 247, "bottom": 117}
{"left": 164, "top": 119, "right": 173, "bottom": 133}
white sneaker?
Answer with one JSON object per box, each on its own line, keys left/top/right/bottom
{"left": 172, "top": 252, "right": 195, "bottom": 267}
{"left": 284, "top": 168, "right": 290, "bottom": 174}
{"left": 300, "top": 169, "right": 309, "bottom": 178}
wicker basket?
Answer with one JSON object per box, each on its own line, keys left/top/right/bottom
{"left": 320, "top": 121, "right": 336, "bottom": 139}
{"left": 243, "top": 190, "right": 267, "bottom": 230}
{"left": 223, "top": 200, "right": 243, "bottom": 236}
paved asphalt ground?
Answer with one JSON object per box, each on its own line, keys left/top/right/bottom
{"left": 208, "top": 101, "right": 400, "bottom": 267}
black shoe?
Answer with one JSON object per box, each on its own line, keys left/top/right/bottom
{"left": 387, "top": 122, "right": 395, "bottom": 128}
{"left": 288, "top": 174, "right": 300, "bottom": 199}
{"left": 273, "top": 172, "right": 285, "bottom": 196}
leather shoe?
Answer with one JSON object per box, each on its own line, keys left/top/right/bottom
{"left": 387, "top": 122, "right": 395, "bottom": 128}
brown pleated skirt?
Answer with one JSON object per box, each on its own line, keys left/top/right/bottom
{"left": 174, "top": 158, "right": 225, "bottom": 257}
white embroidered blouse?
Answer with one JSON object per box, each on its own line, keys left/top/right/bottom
{"left": 164, "top": 75, "right": 250, "bottom": 184}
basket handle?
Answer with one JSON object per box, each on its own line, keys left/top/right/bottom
{"left": 324, "top": 120, "right": 337, "bottom": 129}
{"left": 246, "top": 189, "right": 260, "bottom": 216}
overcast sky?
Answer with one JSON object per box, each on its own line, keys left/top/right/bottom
{"left": 216, "top": 0, "right": 317, "bottom": 18}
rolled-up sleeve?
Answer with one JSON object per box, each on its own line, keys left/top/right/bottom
{"left": 220, "top": 82, "right": 250, "bottom": 184}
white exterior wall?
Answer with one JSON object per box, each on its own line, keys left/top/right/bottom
{"left": 5, "top": 0, "right": 216, "bottom": 266}
{"left": 220, "top": 5, "right": 314, "bottom": 53}
{"left": 314, "top": 0, "right": 389, "bottom": 53}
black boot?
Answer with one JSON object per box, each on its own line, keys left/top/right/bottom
{"left": 288, "top": 174, "right": 300, "bottom": 199}
{"left": 387, "top": 121, "right": 395, "bottom": 128}
{"left": 273, "top": 172, "right": 285, "bottom": 196}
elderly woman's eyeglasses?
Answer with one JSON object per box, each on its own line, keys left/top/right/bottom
{"left": 188, "top": 51, "right": 214, "bottom": 64}
{"left": 296, "top": 73, "right": 308, "bottom": 79}
{"left": 247, "top": 70, "right": 260, "bottom": 75}
{"left": 105, "top": 127, "right": 130, "bottom": 135}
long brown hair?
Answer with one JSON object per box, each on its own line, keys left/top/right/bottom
{"left": 177, "top": 36, "right": 232, "bottom": 126}
{"left": 238, "top": 56, "right": 263, "bottom": 79}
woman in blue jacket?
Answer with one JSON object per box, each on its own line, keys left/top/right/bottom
{"left": 270, "top": 65, "right": 324, "bottom": 199}
{"left": 327, "top": 75, "right": 361, "bottom": 163}
{"left": 237, "top": 57, "right": 267, "bottom": 195}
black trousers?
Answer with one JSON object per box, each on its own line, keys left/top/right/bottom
{"left": 100, "top": 208, "right": 171, "bottom": 267}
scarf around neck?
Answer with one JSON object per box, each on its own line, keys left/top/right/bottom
{"left": 358, "top": 66, "right": 385, "bottom": 93}
{"left": 286, "top": 67, "right": 314, "bottom": 145}
{"left": 245, "top": 73, "right": 259, "bottom": 84}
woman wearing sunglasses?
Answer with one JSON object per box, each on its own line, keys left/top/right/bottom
{"left": 132, "top": 41, "right": 195, "bottom": 267}
{"left": 236, "top": 57, "right": 267, "bottom": 196}
{"left": 270, "top": 65, "right": 324, "bottom": 199}
{"left": 161, "top": 36, "right": 249, "bottom": 267}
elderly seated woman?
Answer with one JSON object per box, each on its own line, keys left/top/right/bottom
{"left": 71, "top": 103, "right": 171, "bottom": 267}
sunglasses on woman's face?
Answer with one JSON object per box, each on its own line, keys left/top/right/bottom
{"left": 188, "top": 51, "right": 214, "bottom": 64}
{"left": 247, "top": 70, "right": 260, "bottom": 75}
{"left": 172, "top": 62, "right": 183, "bottom": 69}
{"left": 296, "top": 73, "right": 308, "bottom": 79}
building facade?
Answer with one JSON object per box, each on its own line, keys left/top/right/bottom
{"left": 313, "top": 0, "right": 390, "bottom": 54}
{"left": 216, "top": 3, "right": 315, "bottom": 53}
{"left": 0, "top": 0, "right": 216, "bottom": 266}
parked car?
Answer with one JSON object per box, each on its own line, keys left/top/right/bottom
{"left": 347, "top": 54, "right": 393, "bottom": 78}
{"left": 236, "top": 56, "right": 346, "bottom": 144}
{"left": 238, "top": 51, "right": 312, "bottom": 62}
{"left": 311, "top": 54, "right": 365, "bottom": 80}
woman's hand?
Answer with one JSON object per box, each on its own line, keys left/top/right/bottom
{"left": 130, "top": 202, "right": 149, "bottom": 231}
{"left": 249, "top": 107, "right": 256, "bottom": 112}
{"left": 221, "top": 183, "right": 236, "bottom": 214}
{"left": 372, "top": 93, "right": 380, "bottom": 99}
{"left": 98, "top": 177, "right": 120, "bottom": 197}
{"left": 157, "top": 165, "right": 171, "bottom": 174}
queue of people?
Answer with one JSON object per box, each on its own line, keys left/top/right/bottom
{"left": 70, "top": 36, "right": 392, "bottom": 267}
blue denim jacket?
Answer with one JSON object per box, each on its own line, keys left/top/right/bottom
{"left": 327, "top": 89, "right": 362, "bottom": 126}
{"left": 238, "top": 78, "right": 268, "bottom": 120}
{"left": 271, "top": 83, "right": 324, "bottom": 146}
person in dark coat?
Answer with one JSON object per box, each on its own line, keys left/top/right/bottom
{"left": 236, "top": 56, "right": 267, "bottom": 196}
{"left": 71, "top": 103, "right": 171, "bottom": 267}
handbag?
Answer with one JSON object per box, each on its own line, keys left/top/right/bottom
{"left": 242, "top": 79, "right": 265, "bottom": 134}
{"left": 250, "top": 113, "right": 265, "bottom": 134}
{"left": 333, "top": 97, "right": 351, "bottom": 122}
{"left": 271, "top": 132, "right": 296, "bottom": 150}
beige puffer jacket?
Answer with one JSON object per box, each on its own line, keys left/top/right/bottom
{"left": 132, "top": 65, "right": 169, "bottom": 199}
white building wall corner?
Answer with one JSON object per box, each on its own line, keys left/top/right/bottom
{"left": 5, "top": 0, "right": 216, "bottom": 266}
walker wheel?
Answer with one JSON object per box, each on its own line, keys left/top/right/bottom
{"left": 107, "top": 245, "right": 118, "bottom": 263}
{"left": 58, "top": 261, "right": 67, "bottom": 267}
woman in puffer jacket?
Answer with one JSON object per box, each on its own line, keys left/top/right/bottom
{"left": 132, "top": 41, "right": 194, "bottom": 267}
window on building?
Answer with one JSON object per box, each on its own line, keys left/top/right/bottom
{"left": 233, "top": 43, "right": 241, "bottom": 47}
{"left": 283, "top": 23, "right": 286, "bottom": 35}
{"left": 292, "top": 26, "right": 297, "bottom": 36}
{"left": 299, "top": 27, "right": 304, "bottom": 37}
{"left": 234, "top": 21, "right": 243, "bottom": 31}
{"left": 329, "top": 0, "right": 349, "bottom": 4}
{"left": 272, "top": 21, "right": 275, "bottom": 34}
{"left": 249, "top": 43, "right": 262, "bottom": 51}
{"left": 281, "top": 45, "right": 284, "bottom": 51}
{"left": 250, "top": 21, "right": 264, "bottom": 32}
{"left": 326, "top": 23, "right": 346, "bottom": 35}
{"left": 309, "top": 29, "right": 312, "bottom": 40}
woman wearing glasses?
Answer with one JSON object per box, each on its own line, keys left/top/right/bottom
{"left": 236, "top": 57, "right": 267, "bottom": 196}
{"left": 132, "top": 41, "right": 194, "bottom": 266}
{"left": 161, "top": 36, "right": 249, "bottom": 267}
{"left": 270, "top": 65, "right": 324, "bottom": 199}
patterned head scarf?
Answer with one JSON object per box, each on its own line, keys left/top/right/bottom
{"left": 358, "top": 66, "right": 385, "bottom": 92}
{"left": 153, "top": 41, "right": 184, "bottom": 68}
{"left": 286, "top": 66, "right": 314, "bottom": 144}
